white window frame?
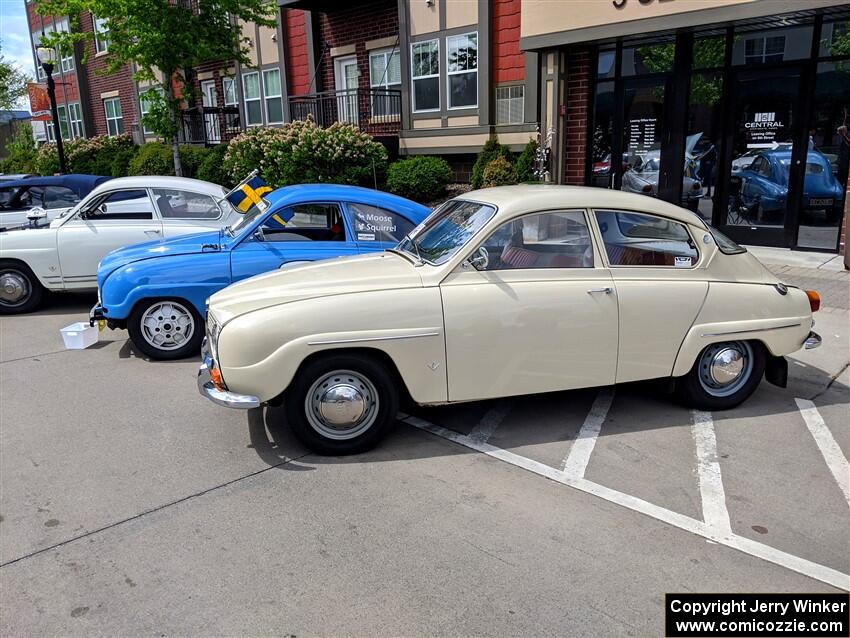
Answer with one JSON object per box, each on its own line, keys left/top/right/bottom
{"left": 369, "top": 47, "right": 401, "bottom": 90}
{"left": 262, "top": 68, "right": 283, "bottom": 124}
{"left": 411, "top": 39, "right": 440, "bottom": 113}
{"left": 68, "top": 102, "right": 83, "bottom": 138}
{"left": 94, "top": 16, "right": 110, "bottom": 53}
{"left": 495, "top": 85, "right": 524, "bottom": 125}
{"left": 446, "top": 31, "right": 478, "bottom": 110}
{"left": 242, "top": 71, "right": 262, "bottom": 126}
{"left": 222, "top": 76, "right": 238, "bottom": 106}
{"left": 139, "top": 87, "right": 163, "bottom": 135}
{"left": 744, "top": 35, "right": 786, "bottom": 64}
{"left": 46, "top": 104, "right": 71, "bottom": 142}
{"left": 53, "top": 18, "right": 75, "bottom": 72}
{"left": 103, "top": 97, "right": 123, "bottom": 136}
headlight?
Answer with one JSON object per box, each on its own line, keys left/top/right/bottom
{"left": 207, "top": 312, "right": 221, "bottom": 358}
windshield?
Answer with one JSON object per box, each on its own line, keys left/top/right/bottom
{"left": 226, "top": 201, "right": 266, "bottom": 236}
{"left": 397, "top": 200, "right": 496, "bottom": 265}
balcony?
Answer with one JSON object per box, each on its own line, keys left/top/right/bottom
{"left": 288, "top": 88, "right": 401, "bottom": 136}
{"left": 181, "top": 106, "right": 242, "bottom": 146}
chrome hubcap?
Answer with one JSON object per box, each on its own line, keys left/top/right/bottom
{"left": 305, "top": 370, "right": 379, "bottom": 441}
{"left": 140, "top": 301, "right": 195, "bottom": 351}
{"left": 0, "top": 271, "right": 30, "bottom": 306}
{"left": 698, "top": 341, "right": 754, "bottom": 398}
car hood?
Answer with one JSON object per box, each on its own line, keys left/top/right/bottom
{"left": 210, "top": 251, "right": 423, "bottom": 323}
{"left": 98, "top": 230, "right": 224, "bottom": 278}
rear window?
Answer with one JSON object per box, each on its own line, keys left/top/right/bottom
{"left": 708, "top": 225, "right": 746, "bottom": 255}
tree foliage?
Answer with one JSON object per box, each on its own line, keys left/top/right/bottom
{"left": 638, "top": 38, "right": 726, "bottom": 106}
{"left": 0, "top": 123, "right": 37, "bottom": 172}
{"left": 0, "top": 41, "right": 30, "bottom": 110}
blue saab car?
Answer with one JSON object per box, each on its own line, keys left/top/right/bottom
{"left": 737, "top": 149, "right": 844, "bottom": 224}
{"left": 92, "top": 184, "right": 430, "bottom": 360}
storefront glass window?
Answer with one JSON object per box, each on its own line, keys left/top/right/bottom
{"left": 819, "top": 20, "right": 850, "bottom": 58}
{"left": 620, "top": 82, "right": 665, "bottom": 199}
{"left": 597, "top": 48, "right": 616, "bottom": 79}
{"left": 687, "top": 72, "right": 724, "bottom": 220}
{"left": 731, "top": 25, "right": 813, "bottom": 65}
{"left": 692, "top": 35, "right": 726, "bottom": 71}
{"left": 590, "top": 82, "right": 615, "bottom": 188}
{"left": 797, "top": 60, "right": 850, "bottom": 250}
{"left": 621, "top": 40, "right": 674, "bottom": 76}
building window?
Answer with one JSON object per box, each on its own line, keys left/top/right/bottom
{"left": 94, "top": 16, "right": 110, "bottom": 53}
{"left": 411, "top": 39, "right": 439, "bottom": 112}
{"left": 103, "top": 97, "right": 123, "bottom": 135}
{"left": 744, "top": 36, "right": 785, "bottom": 64}
{"left": 263, "top": 69, "right": 283, "bottom": 124}
{"left": 139, "top": 88, "right": 163, "bottom": 135}
{"left": 496, "top": 85, "right": 524, "bottom": 124}
{"left": 222, "top": 76, "right": 238, "bottom": 106}
{"left": 68, "top": 102, "right": 83, "bottom": 138}
{"left": 370, "top": 48, "right": 401, "bottom": 117}
{"left": 52, "top": 17, "right": 74, "bottom": 72}
{"left": 46, "top": 104, "right": 71, "bottom": 141}
{"left": 447, "top": 32, "right": 478, "bottom": 109}
{"left": 242, "top": 72, "right": 262, "bottom": 125}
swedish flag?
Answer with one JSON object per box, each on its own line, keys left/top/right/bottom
{"left": 226, "top": 173, "right": 273, "bottom": 214}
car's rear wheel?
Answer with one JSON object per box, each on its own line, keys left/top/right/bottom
{"left": 284, "top": 353, "right": 399, "bottom": 455}
{"left": 676, "top": 340, "right": 766, "bottom": 410}
{"left": 127, "top": 298, "right": 204, "bottom": 360}
{"left": 0, "top": 260, "right": 44, "bottom": 315}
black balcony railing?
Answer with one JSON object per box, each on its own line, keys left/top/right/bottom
{"left": 181, "top": 106, "right": 241, "bottom": 145}
{"left": 288, "top": 88, "right": 401, "bottom": 135}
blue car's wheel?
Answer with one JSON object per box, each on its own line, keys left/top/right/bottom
{"left": 128, "top": 298, "right": 204, "bottom": 360}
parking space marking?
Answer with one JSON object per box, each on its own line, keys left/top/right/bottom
{"left": 561, "top": 389, "right": 615, "bottom": 479}
{"left": 795, "top": 398, "right": 850, "bottom": 508}
{"left": 691, "top": 410, "right": 732, "bottom": 536}
{"left": 467, "top": 400, "right": 513, "bottom": 445}
{"left": 402, "top": 414, "right": 850, "bottom": 591}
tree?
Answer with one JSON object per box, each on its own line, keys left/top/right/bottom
{"left": 0, "top": 41, "right": 30, "bottom": 110}
{"left": 38, "top": 0, "right": 275, "bottom": 175}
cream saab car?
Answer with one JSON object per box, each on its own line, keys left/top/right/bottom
{"left": 199, "top": 185, "right": 821, "bottom": 455}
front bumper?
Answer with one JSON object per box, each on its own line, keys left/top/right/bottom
{"left": 803, "top": 331, "right": 822, "bottom": 350}
{"left": 89, "top": 303, "right": 105, "bottom": 326}
{"left": 197, "top": 341, "right": 260, "bottom": 409}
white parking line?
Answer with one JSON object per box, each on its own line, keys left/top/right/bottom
{"left": 562, "top": 389, "right": 615, "bottom": 479}
{"left": 467, "top": 400, "right": 513, "bottom": 445}
{"left": 795, "top": 398, "right": 850, "bottom": 508}
{"left": 691, "top": 410, "right": 733, "bottom": 536}
{"left": 402, "top": 414, "right": 850, "bottom": 591}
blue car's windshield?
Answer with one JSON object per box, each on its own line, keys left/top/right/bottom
{"left": 397, "top": 200, "right": 496, "bottom": 265}
{"left": 226, "top": 202, "right": 268, "bottom": 236}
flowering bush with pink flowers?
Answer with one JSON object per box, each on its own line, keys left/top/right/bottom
{"left": 224, "top": 117, "right": 388, "bottom": 187}
{"left": 34, "top": 134, "right": 136, "bottom": 177}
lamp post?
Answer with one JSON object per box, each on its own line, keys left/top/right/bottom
{"left": 36, "top": 46, "right": 68, "bottom": 174}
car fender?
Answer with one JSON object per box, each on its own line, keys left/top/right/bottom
{"left": 100, "top": 251, "right": 231, "bottom": 320}
{"left": 671, "top": 282, "right": 812, "bottom": 377}
{"left": 216, "top": 287, "right": 447, "bottom": 404}
{"left": 0, "top": 228, "right": 63, "bottom": 290}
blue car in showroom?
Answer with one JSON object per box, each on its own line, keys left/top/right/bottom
{"left": 91, "top": 184, "right": 429, "bottom": 360}
{"left": 737, "top": 149, "right": 844, "bottom": 224}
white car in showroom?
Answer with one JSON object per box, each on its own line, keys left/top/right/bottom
{"left": 0, "top": 176, "right": 241, "bottom": 313}
{"left": 199, "top": 185, "right": 821, "bottom": 455}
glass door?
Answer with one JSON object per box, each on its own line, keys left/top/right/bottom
{"left": 619, "top": 77, "right": 668, "bottom": 202}
{"left": 334, "top": 56, "right": 359, "bottom": 126}
{"left": 201, "top": 80, "right": 221, "bottom": 144}
{"left": 720, "top": 66, "right": 803, "bottom": 245}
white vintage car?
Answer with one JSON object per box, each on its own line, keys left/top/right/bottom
{"left": 0, "top": 176, "right": 241, "bottom": 313}
{"left": 199, "top": 185, "right": 821, "bottom": 455}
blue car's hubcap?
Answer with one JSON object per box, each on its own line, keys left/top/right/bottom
{"left": 140, "top": 301, "right": 195, "bottom": 351}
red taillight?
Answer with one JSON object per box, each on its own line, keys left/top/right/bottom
{"left": 805, "top": 290, "right": 820, "bottom": 313}
{"left": 642, "top": 184, "right": 653, "bottom": 193}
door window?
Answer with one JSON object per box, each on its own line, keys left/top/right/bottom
{"left": 257, "top": 203, "right": 345, "bottom": 242}
{"left": 595, "top": 210, "right": 698, "bottom": 267}
{"left": 348, "top": 203, "right": 414, "bottom": 243}
{"left": 152, "top": 188, "right": 221, "bottom": 219}
{"left": 477, "top": 211, "right": 594, "bottom": 270}
{"left": 84, "top": 189, "right": 155, "bottom": 220}
{"left": 0, "top": 187, "right": 17, "bottom": 209}
{"left": 17, "top": 186, "right": 45, "bottom": 209}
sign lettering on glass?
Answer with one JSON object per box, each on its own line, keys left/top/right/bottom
{"left": 744, "top": 111, "right": 785, "bottom": 148}
{"left": 628, "top": 117, "right": 658, "bottom": 153}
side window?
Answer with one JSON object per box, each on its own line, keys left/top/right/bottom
{"left": 152, "top": 188, "right": 221, "bottom": 219}
{"left": 258, "top": 203, "right": 345, "bottom": 242}
{"left": 18, "top": 186, "right": 45, "bottom": 209}
{"left": 757, "top": 158, "right": 772, "bottom": 178}
{"left": 85, "top": 189, "right": 155, "bottom": 220}
{"left": 349, "top": 203, "right": 415, "bottom": 243}
{"left": 0, "top": 187, "right": 20, "bottom": 210}
{"left": 478, "top": 210, "right": 594, "bottom": 270}
{"left": 44, "top": 186, "right": 80, "bottom": 209}
{"left": 594, "top": 209, "right": 698, "bottom": 267}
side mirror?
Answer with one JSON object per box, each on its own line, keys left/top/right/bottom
{"left": 26, "top": 206, "right": 47, "bottom": 221}
{"left": 467, "top": 246, "right": 489, "bottom": 271}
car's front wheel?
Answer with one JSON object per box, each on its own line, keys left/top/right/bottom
{"left": 0, "top": 260, "right": 44, "bottom": 315}
{"left": 676, "top": 340, "right": 766, "bottom": 410}
{"left": 284, "top": 353, "right": 399, "bottom": 455}
{"left": 127, "top": 298, "right": 204, "bottom": 360}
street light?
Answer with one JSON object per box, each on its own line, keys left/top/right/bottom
{"left": 36, "top": 45, "right": 68, "bottom": 174}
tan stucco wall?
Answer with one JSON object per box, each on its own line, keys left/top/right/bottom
{"left": 447, "top": 115, "right": 479, "bottom": 127}
{"left": 409, "top": 0, "right": 440, "bottom": 36}
{"left": 445, "top": 0, "right": 478, "bottom": 30}
{"left": 258, "top": 24, "right": 279, "bottom": 64}
{"left": 413, "top": 118, "right": 443, "bottom": 129}
{"left": 241, "top": 21, "right": 258, "bottom": 67}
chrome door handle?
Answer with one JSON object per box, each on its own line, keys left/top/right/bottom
{"left": 587, "top": 287, "right": 613, "bottom": 294}
{"left": 145, "top": 229, "right": 162, "bottom": 236}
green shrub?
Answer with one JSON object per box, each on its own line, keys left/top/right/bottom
{"left": 110, "top": 145, "right": 138, "bottom": 177}
{"left": 178, "top": 145, "right": 212, "bottom": 179}
{"left": 471, "top": 138, "right": 511, "bottom": 189}
{"left": 515, "top": 139, "right": 538, "bottom": 183}
{"left": 0, "top": 123, "right": 37, "bottom": 174}
{"left": 34, "top": 142, "right": 63, "bottom": 175}
{"left": 67, "top": 134, "right": 135, "bottom": 175}
{"left": 386, "top": 156, "right": 452, "bottom": 202}
{"left": 197, "top": 143, "right": 232, "bottom": 187}
{"left": 128, "top": 142, "right": 175, "bottom": 176}
{"left": 482, "top": 155, "right": 517, "bottom": 188}
{"left": 224, "top": 117, "right": 388, "bottom": 187}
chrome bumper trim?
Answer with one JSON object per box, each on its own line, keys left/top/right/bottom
{"left": 803, "top": 331, "right": 822, "bottom": 350}
{"left": 700, "top": 322, "right": 802, "bottom": 338}
{"left": 197, "top": 351, "right": 260, "bottom": 409}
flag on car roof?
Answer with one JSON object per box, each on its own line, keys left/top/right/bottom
{"left": 226, "top": 172, "right": 273, "bottom": 214}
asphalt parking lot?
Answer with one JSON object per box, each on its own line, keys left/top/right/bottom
{"left": 1, "top": 271, "right": 848, "bottom": 636}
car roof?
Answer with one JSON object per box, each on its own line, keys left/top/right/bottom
{"left": 264, "top": 183, "right": 431, "bottom": 219}
{"left": 86, "top": 175, "right": 227, "bottom": 199}
{"left": 457, "top": 184, "right": 706, "bottom": 226}
{"left": 0, "top": 174, "right": 110, "bottom": 195}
